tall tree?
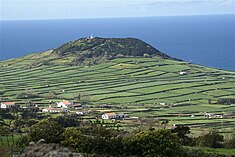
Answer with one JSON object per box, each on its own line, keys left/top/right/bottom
{"left": 29, "top": 118, "right": 63, "bottom": 143}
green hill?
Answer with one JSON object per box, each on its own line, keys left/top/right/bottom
{"left": 5, "top": 37, "right": 173, "bottom": 68}
{"left": 0, "top": 37, "right": 234, "bottom": 106}
{"left": 53, "top": 37, "right": 172, "bottom": 60}
{"left": 1, "top": 37, "right": 235, "bottom": 131}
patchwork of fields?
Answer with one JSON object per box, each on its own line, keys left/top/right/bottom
{"left": 0, "top": 54, "right": 235, "bottom": 132}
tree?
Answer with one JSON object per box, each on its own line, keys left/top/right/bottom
{"left": 172, "top": 125, "right": 194, "bottom": 146}
{"left": 44, "top": 91, "right": 57, "bottom": 99}
{"left": 29, "top": 118, "right": 63, "bottom": 143}
{"left": 61, "top": 127, "right": 85, "bottom": 152}
{"left": 10, "top": 119, "right": 24, "bottom": 132}
{"left": 196, "top": 129, "right": 224, "bottom": 148}
{"left": 83, "top": 126, "right": 124, "bottom": 156}
{"left": 124, "top": 129, "right": 181, "bottom": 157}
{"left": 161, "top": 120, "right": 169, "bottom": 129}
{"left": 54, "top": 115, "right": 79, "bottom": 128}
{"left": 225, "top": 131, "right": 235, "bottom": 148}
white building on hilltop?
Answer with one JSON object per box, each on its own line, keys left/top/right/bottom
{"left": 88, "top": 34, "right": 94, "bottom": 39}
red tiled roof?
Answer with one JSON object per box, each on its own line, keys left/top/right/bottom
{"left": 104, "top": 112, "right": 116, "bottom": 116}
{"left": 2, "top": 102, "right": 15, "bottom": 105}
{"left": 61, "top": 101, "right": 72, "bottom": 105}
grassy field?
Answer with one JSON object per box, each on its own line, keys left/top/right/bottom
{"left": 0, "top": 135, "right": 21, "bottom": 157}
{"left": 184, "top": 146, "right": 235, "bottom": 156}
{"left": 0, "top": 55, "right": 235, "bottom": 133}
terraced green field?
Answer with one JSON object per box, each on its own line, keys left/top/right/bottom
{"left": 1, "top": 54, "right": 235, "bottom": 132}
{"left": 1, "top": 54, "right": 234, "bottom": 105}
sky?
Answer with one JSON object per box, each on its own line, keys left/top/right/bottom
{"left": 0, "top": 0, "right": 234, "bottom": 20}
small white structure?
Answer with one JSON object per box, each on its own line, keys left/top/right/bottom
{"left": 71, "top": 104, "right": 82, "bottom": 109}
{"left": 116, "top": 113, "right": 128, "bottom": 119}
{"left": 42, "top": 107, "right": 55, "bottom": 112}
{"left": 172, "top": 124, "right": 177, "bottom": 129}
{"left": 42, "top": 107, "right": 69, "bottom": 113}
{"left": 76, "top": 110, "right": 89, "bottom": 115}
{"left": 57, "top": 100, "right": 73, "bottom": 108}
{"left": 1, "top": 102, "right": 16, "bottom": 108}
{"left": 102, "top": 112, "right": 117, "bottom": 119}
{"left": 87, "top": 34, "right": 94, "bottom": 39}
{"left": 179, "top": 71, "right": 187, "bottom": 75}
{"left": 204, "top": 112, "right": 223, "bottom": 119}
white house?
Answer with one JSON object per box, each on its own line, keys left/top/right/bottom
{"left": 102, "top": 112, "right": 117, "bottom": 119}
{"left": 179, "top": 71, "right": 187, "bottom": 75}
{"left": 57, "top": 100, "right": 73, "bottom": 108}
{"left": 1, "top": 102, "right": 16, "bottom": 108}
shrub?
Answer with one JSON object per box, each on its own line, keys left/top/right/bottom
{"left": 224, "top": 132, "right": 235, "bottom": 148}
{"left": 124, "top": 129, "right": 181, "bottom": 157}
{"left": 196, "top": 129, "right": 224, "bottom": 148}
{"left": 29, "top": 118, "right": 63, "bottom": 143}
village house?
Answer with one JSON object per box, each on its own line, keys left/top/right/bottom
{"left": 102, "top": 112, "right": 117, "bottom": 119}
{"left": 101, "top": 112, "right": 128, "bottom": 120}
{"left": 57, "top": 100, "right": 73, "bottom": 108}
{"left": 0, "top": 102, "right": 16, "bottom": 108}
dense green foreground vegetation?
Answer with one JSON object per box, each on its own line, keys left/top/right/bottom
{"left": 1, "top": 116, "right": 235, "bottom": 156}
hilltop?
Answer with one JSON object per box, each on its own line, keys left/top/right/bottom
{"left": 3, "top": 37, "right": 173, "bottom": 68}
{"left": 52, "top": 37, "right": 172, "bottom": 62}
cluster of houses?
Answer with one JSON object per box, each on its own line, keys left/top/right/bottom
{"left": 42, "top": 100, "right": 89, "bottom": 115}
{"left": 1, "top": 100, "right": 129, "bottom": 120}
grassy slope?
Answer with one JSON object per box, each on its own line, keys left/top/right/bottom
{"left": 184, "top": 146, "right": 235, "bottom": 156}
{"left": 0, "top": 135, "right": 21, "bottom": 157}
{"left": 0, "top": 51, "right": 235, "bottom": 132}
{"left": 1, "top": 52, "right": 234, "bottom": 105}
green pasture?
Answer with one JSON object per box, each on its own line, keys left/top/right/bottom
{"left": 1, "top": 56, "right": 235, "bottom": 133}
{"left": 1, "top": 57, "right": 235, "bottom": 106}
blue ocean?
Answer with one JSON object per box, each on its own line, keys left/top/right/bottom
{"left": 0, "top": 14, "right": 234, "bottom": 71}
